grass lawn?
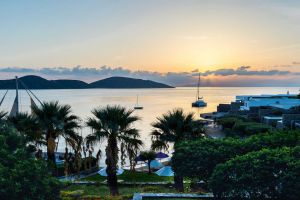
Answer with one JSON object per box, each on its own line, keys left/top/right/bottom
{"left": 143, "top": 198, "right": 207, "bottom": 200}
{"left": 61, "top": 184, "right": 176, "bottom": 199}
{"left": 82, "top": 170, "right": 173, "bottom": 183}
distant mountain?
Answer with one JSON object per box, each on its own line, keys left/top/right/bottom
{"left": 0, "top": 75, "right": 173, "bottom": 89}
{"left": 89, "top": 77, "right": 173, "bottom": 88}
{"left": 0, "top": 75, "right": 88, "bottom": 89}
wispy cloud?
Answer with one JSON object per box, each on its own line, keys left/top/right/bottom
{"left": 199, "top": 66, "right": 290, "bottom": 76}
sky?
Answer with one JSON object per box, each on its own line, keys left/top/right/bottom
{"left": 0, "top": 0, "right": 300, "bottom": 86}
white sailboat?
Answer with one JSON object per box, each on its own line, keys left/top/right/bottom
{"left": 134, "top": 95, "right": 143, "bottom": 109}
{"left": 0, "top": 76, "right": 42, "bottom": 117}
{"left": 192, "top": 73, "right": 207, "bottom": 107}
{"left": 9, "top": 76, "right": 19, "bottom": 117}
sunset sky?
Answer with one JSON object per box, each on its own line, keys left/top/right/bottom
{"left": 0, "top": 0, "right": 299, "bottom": 86}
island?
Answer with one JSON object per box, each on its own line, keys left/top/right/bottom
{"left": 0, "top": 75, "right": 174, "bottom": 89}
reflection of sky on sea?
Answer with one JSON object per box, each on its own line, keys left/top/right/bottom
{"left": 0, "top": 87, "right": 299, "bottom": 166}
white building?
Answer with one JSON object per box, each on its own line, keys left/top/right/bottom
{"left": 236, "top": 94, "right": 300, "bottom": 111}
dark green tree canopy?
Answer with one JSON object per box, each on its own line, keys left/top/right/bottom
{"left": 210, "top": 147, "right": 300, "bottom": 199}
{"left": 151, "top": 108, "right": 204, "bottom": 151}
{"left": 172, "top": 130, "right": 300, "bottom": 181}
{"left": 0, "top": 122, "right": 60, "bottom": 200}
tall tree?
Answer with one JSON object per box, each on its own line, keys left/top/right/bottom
{"left": 151, "top": 108, "right": 204, "bottom": 191}
{"left": 8, "top": 112, "right": 44, "bottom": 148}
{"left": 125, "top": 135, "right": 143, "bottom": 171}
{"left": 140, "top": 150, "right": 156, "bottom": 174}
{"left": 65, "top": 134, "right": 84, "bottom": 176}
{"left": 31, "top": 101, "right": 80, "bottom": 167}
{"left": 86, "top": 105, "right": 142, "bottom": 196}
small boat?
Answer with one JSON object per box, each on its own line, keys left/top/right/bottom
{"left": 192, "top": 73, "right": 207, "bottom": 107}
{"left": 192, "top": 98, "right": 207, "bottom": 107}
{"left": 134, "top": 95, "right": 143, "bottom": 109}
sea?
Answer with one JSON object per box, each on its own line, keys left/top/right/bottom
{"left": 1, "top": 87, "right": 299, "bottom": 165}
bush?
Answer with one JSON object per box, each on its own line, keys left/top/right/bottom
{"left": 0, "top": 123, "right": 61, "bottom": 200}
{"left": 209, "top": 147, "right": 300, "bottom": 199}
{"left": 217, "top": 117, "right": 243, "bottom": 129}
{"left": 103, "top": 195, "right": 132, "bottom": 200}
{"left": 232, "top": 121, "right": 271, "bottom": 136}
{"left": 172, "top": 130, "right": 300, "bottom": 182}
{"left": 217, "top": 116, "right": 272, "bottom": 137}
{"left": 142, "top": 186, "right": 162, "bottom": 193}
{"left": 61, "top": 190, "right": 84, "bottom": 199}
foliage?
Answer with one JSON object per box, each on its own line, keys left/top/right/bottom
{"left": 209, "top": 147, "right": 300, "bottom": 199}
{"left": 151, "top": 108, "right": 204, "bottom": 151}
{"left": 216, "top": 116, "right": 244, "bottom": 129}
{"left": 217, "top": 116, "right": 272, "bottom": 136}
{"left": 172, "top": 130, "right": 300, "bottom": 181}
{"left": 32, "top": 101, "right": 80, "bottom": 167}
{"left": 86, "top": 105, "right": 142, "bottom": 195}
{"left": 82, "top": 170, "right": 173, "bottom": 183}
{"left": 0, "top": 122, "right": 61, "bottom": 200}
{"left": 8, "top": 112, "right": 45, "bottom": 149}
{"left": 232, "top": 121, "right": 272, "bottom": 136}
{"left": 172, "top": 137, "right": 241, "bottom": 181}
{"left": 139, "top": 150, "right": 157, "bottom": 173}
{"left": 151, "top": 108, "right": 204, "bottom": 191}
{"left": 61, "top": 184, "right": 176, "bottom": 200}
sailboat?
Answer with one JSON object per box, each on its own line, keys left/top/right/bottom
{"left": 0, "top": 76, "right": 41, "bottom": 117}
{"left": 192, "top": 73, "right": 207, "bottom": 107}
{"left": 134, "top": 95, "right": 143, "bottom": 110}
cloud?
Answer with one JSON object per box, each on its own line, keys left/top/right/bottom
{"left": 292, "top": 61, "right": 300, "bottom": 65}
{"left": 0, "top": 65, "right": 297, "bottom": 86}
{"left": 200, "top": 66, "right": 290, "bottom": 76}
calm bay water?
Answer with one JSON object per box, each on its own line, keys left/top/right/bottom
{"left": 1, "top": 87, "right": 299, "bottom": 165}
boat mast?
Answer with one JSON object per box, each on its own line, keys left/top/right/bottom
{"left": 197, "top": 73, "right": 200, "bottom": 100}
{"left": 15, "top": 76, "right": 19, "bottom": 114}
{"left": 136, "top": 95, "right": 139, "bottom": 106}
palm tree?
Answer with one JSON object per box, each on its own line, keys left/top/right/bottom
{"left": 65, "top": 134, "right": 84, "bottom": 176}
{"left": 8, "top": 112, "right": 44, "bottom": 148}
{"left": 151, "top": 108, "right": 204, "bottom": 191}
{"left": 86, "top": 105, "right": 142, "bottom": 196}
{"left": 140, "top": 150, "right": 156, "bottom": 174}
{"left": 125, "top": 136, "right": 143, "bottom": 171}
{"left": 32, "top": 101, "right": 80, "bottom": 167}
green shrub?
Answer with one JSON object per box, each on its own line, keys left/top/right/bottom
{"left": 172, "top": 130, "right": 300, "bottom": 182}
{"left": 233, "top": 121, "right": 271, "bottom": 135}
{"left": 142, "top": 186, "right": 162, "bottom": 193}
{"left": 0, "top": 123, "right": 61, "bottom": 200}
{"left": 210, "top": 147, "right": 300, "bottom": 200}
{"left": 217, "top": 117, "right": 243, "bottom": 129}
{"left": 61, "top": 190, "right": 84, "bottom": 199}
{"left": 103, "top": 195, "right": 127, "bottom": 200}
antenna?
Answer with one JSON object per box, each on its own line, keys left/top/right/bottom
{"left": 197, "top": 73, "right": 200, "bottom": 100}
{"left": 15, "top": 76, "right": 19, "bottom": 114}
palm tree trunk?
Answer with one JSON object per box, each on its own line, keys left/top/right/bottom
{"left": 147, "top": 160, "right": 151, "bottom": 174}
{"left": 174, "top": 174, "right": 184, "bottom": 192}
{"left": 47, "top": 132, "right": 56, "bottom": 168}
{"left": 64, "top": 147, "right": 69, "bottom": 177}
{"left": 106, "top": 136, "right": 119, "bottom": 196}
